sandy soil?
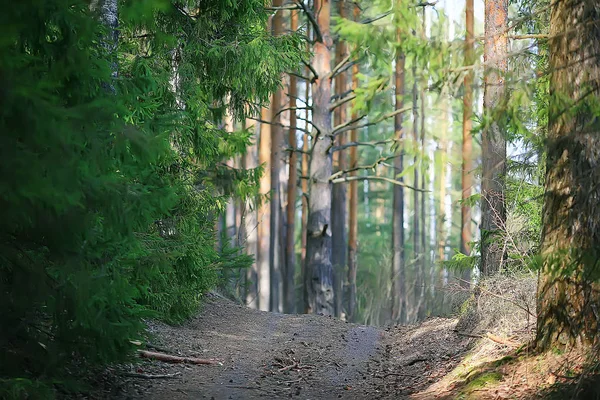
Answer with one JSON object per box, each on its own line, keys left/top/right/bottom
{"left": 90, "top": 294, "right": 473, "bottom": 400}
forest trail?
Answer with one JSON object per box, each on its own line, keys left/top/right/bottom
{"left": 99, "top": 294, "right": 473, "bottom": 399}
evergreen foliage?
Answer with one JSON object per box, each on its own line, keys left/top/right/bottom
{"left": 0, "top": 0, "right": 301, "bottom": 396}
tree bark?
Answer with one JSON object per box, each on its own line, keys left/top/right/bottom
{"left": 305, "top": 0, "right": 334, "bottom": 316}
{"left": 257, "top": 105, "right": 272, "bottom": 311}
{"left": 284, "top": 9, "right": 300, "bottom": 314}
{"left": 416, "top": 8, "right": 427, "bottom": 321}
{"left": 391, "top": 10, "right": 406, "bottom": 323}
{"left": 461, "top": 0, "right": 474, "bottom": 287}
{"left": 244, "top": 119, "right": 259, "bottom": 309}
{"left": 438, "top": 94, "right": 448, "bottom": 264}
{"left": 411, "top": 50, "right": 421, "bottom": 322}
{"left": 481, "top": 0, "right": 507, "bottom": 276}
{"left": 301, "top": 24, "right": 311, "bottom": 312}
{"left": 331, "top": 0, "right": 349, "bottom": 318}
{"left": 91, "top": 0, "right": 118, "bottom": 89}
{"left": 269, "top": 1, "right": 285, "bottom": 313}
{"left": 536, "top": 0, "right": 600, "bottom": 351}
{"left": 346, "top": 4, "right": 360, "bottom": 322}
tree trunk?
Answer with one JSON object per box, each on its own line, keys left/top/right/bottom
{"left": 268, "top": 2, "right": 285, "bottom": 313}
{"left": 305, "top": 0, "right": 334, "bottom": 316}
{"left": 331, "top": 0, "right": 348, "bottom": 318}
{"left": 461, "top": 0, "right": 474, "bottom": 287}
{"left": 438, "top": 93, "right": 448, "bottom": 264}
{"left": 91, "top": 0, "right": 118, "bottom": 90}
{"left": 411, "top": 54, "right": 421, "bottom": 322}
{"left": 244, "top": 119, "right": 259, "bottom": 309}
{"left": 536, "top": 0, "right": 600, "bottom": 351}
{"left": 346, "top": 4, "right": 360, "bottom": 322}
{"left": 301, "top": 35, "right": 311, "bottom": 313}
{"left": 417, "top": 9, "right": 427, "bottom": 321}
{"left": 257, "top": 105, "right": 271, "bottom": 311}
{"left": 391, "top": 13, "right": 406, "bottom": 323}
{"left": 284, "top": 9, "right": 300, "bottom": 315}
{"left": 481, "top": 0, "right": 507, "bottom": 276}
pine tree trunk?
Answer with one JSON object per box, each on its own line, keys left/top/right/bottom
{"left": 411, "top": 56, "right": 421, "bottom": 322}
{"left": 284, "top": 9, "right": 300, "bottom": 315}
{"left": 460, "top": 0, "right": 474, "bottom": 287}
{"left": 268, "top": 2, "right": 285, "bottom": 312}
{"left": 417, "top": 9, "right": 427, "bottom": 320}
{"left": 437, "top": 94, "right": 448, "bottom": 264}
{"left": 481, "top": 0, "right": 507, "bottom": 276}
{"left": 225, "top": 112, "right": 237, "bottom": 246}
{"left": 91, "top": 0, "right": 118, "bottom": 89}
{"left": 331, "top": 0, "right": 348, "bottom": 318}
{"left": 257, "top": 105, "right": 272, "bottom": 311}
{"left": 301, "top": 38, "right": 311, "bottom": 313}
{"left": 536, "top": 0, "right": 600, "bottom": 351}
{"left": 391, "top": 23, "right": 406, "bottom": 323}
{"left": 244, "top": 119, "right": 259, "bottom": 309}
{"left": 346, "top": 4, "right": 360, "bottom": 322}
{"left": 305, "top": 0, "right": 334, "bottom": 316}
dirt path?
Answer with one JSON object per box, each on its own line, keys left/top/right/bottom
{"left": 97, "top": 294, "right": 472, "bottom": 399}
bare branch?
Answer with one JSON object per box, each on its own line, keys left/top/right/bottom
{"left": 331, "top": 114, "right": 367, "bottom": 136}
{"left": 301, "top": 59, "right": 319, "bottom": 81}
{"left": 294, "top": 0, "right": 323, "bottom": 43}
{"left": 332, "top": 106, "right": 412, "bottom": 136}
{"left": 288, "top": 71, "right": 316, "bottom": 83}
{"left": 331, "top": 175, "right": 427, "bottom": 192}
{"left": 327, "top": 54, "right": 351, "bottom": 80}
{"left": 273, "top": 106, "right": 312, "bottom": 119}
{"left": 331, "top": 88, "right": 354, "bottom": 102}
{"left": 265, "top": 5, "right": 301, "bottom": 11}
{"left": 415, "top": 1, "right": 438, "bottom": 7}
{"left": 333, "top": 139, "right": 396, "bottom": 152}
{"left": 330, "top": 155, "right": 397, "bottom": 180}
{"left": 246, "top": 116, "right": 314, "bottom": 135}
{"left": 329, "top": 93, "right": 356, "bottom": 112}
{"left": 360, "top": 11, "right": 392, "bottom": 24}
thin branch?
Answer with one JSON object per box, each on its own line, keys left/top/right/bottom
{"left": 329, "top": 93, "right": 356, "bottom": 112}
{"left": 332, "top": 59, "right": 359, "bottom": 79}
{"left": 301, "top": 59, "right": 319, "bottom": 81}
{"left": 285, "top": 147, "right": 311, "bottom": 155}
{"left": 331, "top": 88, "right": 354, "bottom": 102}
{"left": 331, "top": 114, "right": 367, "bottom": 136}
{"left": 333, "top": 106, "right": 412, "bottom": 136}
{"left": 360, "top": 11, "right": 392, "bottom": 24}
{"left": 273, "top": 106, "right": 312, "bottom": 119}
{"left": 265, "top": 5, "right": 301, "bottom": 11}
{"left": 333, "top": 139, "right": 395, "bottom": 152}
{"left": 415, "top": 1, "right": 438, "bottom": 7}
{"left": 246, "top": 116, "right": 314, "bottom": 135}
{"left": 508, "top": 34, "right": 549, "bottom": 40}
{"left": 289, "top": 71, "right": 316, "bottom": 83}
{"left": 327, "top": 54, "right": 352, "bottom": 80}
{"left": 330, "top": 155, "right": 397, "bottom": 180}
{"left": 294, "top": 0, "right": 323, "bottom": 43}
{"left": 331, "top": 175, "right": 427, "bottom": 192}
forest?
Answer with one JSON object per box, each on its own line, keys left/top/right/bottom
{"left": 1, "top": 0, "right": 599, "bottom": 398}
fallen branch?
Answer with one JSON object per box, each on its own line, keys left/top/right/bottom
{"left": 138, "top": 350, "right": 220, "bottom": 365}
{"left": 485, "top": 332, "right": 519, "bottom": 347}
{"left": 122, "top": 371, "right": 181, "bottom": 379}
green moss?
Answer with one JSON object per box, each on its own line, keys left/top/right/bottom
{"left": 460, "top": 372, "right": 503, "bottom": 397}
